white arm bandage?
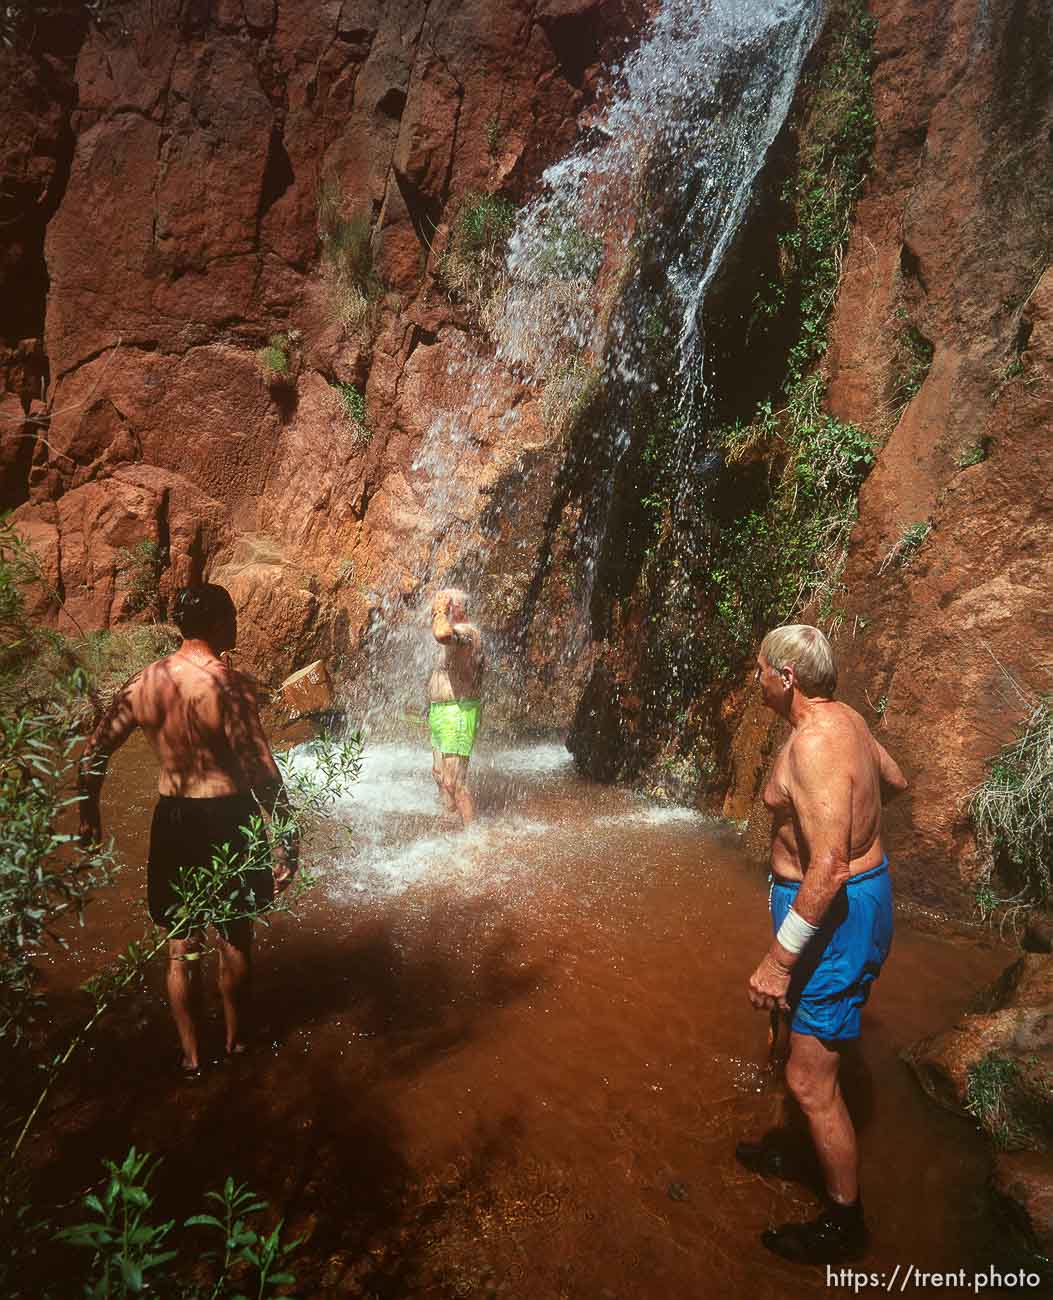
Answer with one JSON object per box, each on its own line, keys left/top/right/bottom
{"left": 776, "top": 906, "right": 819, "bottom": 955}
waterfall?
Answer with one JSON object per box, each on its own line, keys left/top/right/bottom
{"left": 348, "top": 0, "right": 824, "bottom": 736}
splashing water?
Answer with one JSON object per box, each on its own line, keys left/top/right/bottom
{"left": 350, "top": 0, "right": 824, "bottom": 734}
{"left": 286, "top": 740, "right": 712, "bottom": 900}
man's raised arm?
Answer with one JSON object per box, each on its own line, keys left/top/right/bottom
{"left": 431, "top": 593, "right": 456, "bottom": 644}
{"left": 78, "top": 677, "right": 141, "bottom": 846}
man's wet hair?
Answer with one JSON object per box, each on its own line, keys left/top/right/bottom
{"left": 172, "top": 584, "right": 236, "bottom": 638}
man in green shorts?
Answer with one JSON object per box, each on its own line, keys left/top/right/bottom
{"left": 428, "top": 588, "right": 485, "bottom": 826}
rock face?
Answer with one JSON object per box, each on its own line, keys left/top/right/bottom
{"left": 802, "top": 0, "right": 1053, "bottom": 910}
{"left": 2, "top": 0, "right": 1051, "bottom": 915}
{"left": 728, "top": 0, "right": 1053, "bottom": 911}
{"left": 992, "top": 1150, "right": 1053, "bottom": 1259}
{"left": 2, "top": 0, "right": 640, "bottom": 676}
{"left": 905, "top": 953, "right": 1053, "bottom": 1259}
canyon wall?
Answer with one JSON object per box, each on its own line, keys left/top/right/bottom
{"left": 3, "top": 0, "right": 1051, "bottom": 914}
{"left": 1, "top": 0, "right": 638, "bottom": 712}
{"left": 732, "top": 0, "right": 1053, "bottom": 911}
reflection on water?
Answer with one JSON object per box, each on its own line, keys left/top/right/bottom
{"left": 31, "top": 737, "right": 1019, "bottom": 1299}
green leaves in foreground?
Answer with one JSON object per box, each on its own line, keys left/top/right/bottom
{"left": 57, "top": 1148, "right": 177, "bottom": 1298}
{"left": 59, "top": 1151, "right": 301, "bottom": 1298}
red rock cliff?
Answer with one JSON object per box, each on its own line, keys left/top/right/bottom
{"left": 2, "top": 0, "right": 639, "bottom": 673}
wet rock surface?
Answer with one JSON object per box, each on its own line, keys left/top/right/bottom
{"left": 905, "top": 953, "right": 1053, "bottom": 1264}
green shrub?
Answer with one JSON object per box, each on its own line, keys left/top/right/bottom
{"left": 956, "top": 440, "right": 989, "bottom": 468}
{"left": 256, "top": 334, "right": 291, "bottom": 383}
{"left": 886, "top": 313, "right": 934, "bottom": 419}
{"left": 114, "top": 539, "right": 167, "bottom": 617}
{"left": 55, "top": 1147, "right": 303, "bottom": 1298}
{"left": 327, "top": 380, "right": 370, "bottom": 445}
{"left": 971, "top": 693, "right": 1053, "bottom": 906}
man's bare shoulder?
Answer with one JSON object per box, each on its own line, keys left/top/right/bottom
{"left": 787, "top": 711, "right": 854, "bottom": 768}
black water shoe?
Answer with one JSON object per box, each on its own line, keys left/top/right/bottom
{"left": 735, "top": 1131, "right": 820, "bottom": 1185}
{"left": 761, "top": 1198, "right": 868, "bottom": 1264}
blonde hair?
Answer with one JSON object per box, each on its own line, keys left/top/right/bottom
{"left": 760, "top": 624, "right": 837, "bottom": 697}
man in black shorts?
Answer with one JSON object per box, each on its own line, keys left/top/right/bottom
{"left": 79, "top": 584, "right": 297, "bottom": 1075}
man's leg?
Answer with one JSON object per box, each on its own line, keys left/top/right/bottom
{"left": 784, "top": 1031, "right": 857, "bottom": 1203}
{"left": 758, "top": 1030, "right": 867, "bottom": 1263}
{"left": 216, "top": 920, "right": 253, "bottom": 1055}
{"left": 166, "top": 934, "right": 204, "bottom": 1071}
{"left": 433, "top": 747, "right": 457, "bottom": 814}
{"left": 442, "top": 753, "right": 474, "bottom": 825}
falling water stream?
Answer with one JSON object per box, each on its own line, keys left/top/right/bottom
{"left": 353, "top": 0, "right": 825, "bottom": 730}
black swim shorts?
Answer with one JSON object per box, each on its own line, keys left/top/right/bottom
{"left": 147, "top": 792, "right": 274, "bottom": 930}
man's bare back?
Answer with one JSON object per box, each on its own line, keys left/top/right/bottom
{"left": 113, "top": 650, "right": 280, "bottom": 799}
{"left": 763, "top": 701, "right": 904, "bottom": 882}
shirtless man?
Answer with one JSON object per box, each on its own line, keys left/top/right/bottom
{"left": 78, "top": 584, "right": 297, "bottom": 1076}
{"left": 739, "top": 624, "right": 907, "bottom": 1263}
{"left": 427, "top": 588, "right": 485, "bottom": 826}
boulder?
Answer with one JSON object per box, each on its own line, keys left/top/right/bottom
{"left": 903, "top": 955, "right": 1053, "bottom": 1150}
{"left": 991, "top": 1151, "right": 1053, "bottom": 1259}
{"left": 276, "top": 660, "right": 334, "bottom": 718}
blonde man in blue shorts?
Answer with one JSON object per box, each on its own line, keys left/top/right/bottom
{"left": 428, "top": 588, "right": 485, "bottom": 826}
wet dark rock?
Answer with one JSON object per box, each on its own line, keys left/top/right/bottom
{"left": 1024, "top": 916, "right": 1053, "bottom": 955}
{"left": 991, "top": 1151, "right": 1053, "bottom": 1259}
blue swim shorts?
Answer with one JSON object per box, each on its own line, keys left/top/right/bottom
{"left": 769, "top": 858, "right": 893, "bottom": 1042}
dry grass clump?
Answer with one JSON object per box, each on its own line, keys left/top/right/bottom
{"left": 438, "top": 193, "right": 517, "bottom": 322}
{"left": 971, "top": 692, "right": 1053, "bottom": 908}
{"left": 540, "top": 356, "right": 602, "bottom": 437}
{"left": 318, "top": 181, "right": 383, "bottom": 340}
{"left": 324, "top": 381, "right": 371, "bottom": 447}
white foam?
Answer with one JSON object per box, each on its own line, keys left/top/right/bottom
{"left": 594, "top": 806, "right": 705, "bottom": 828}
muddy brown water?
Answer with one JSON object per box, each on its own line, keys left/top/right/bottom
{"left": 24, "top": 732, "right": 1019, "bottom": 1297}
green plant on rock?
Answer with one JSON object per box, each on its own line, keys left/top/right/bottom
{"left": 965, "top": 1055, "right": 1035, "bottom": 1150}
{"left": 318, "top": 182, "right": 383, "bottom": 338}
{"left": 328, "top": 380, "right": 370, "bottom": 446}
{"left": 956, "top": 440, "right": 989, "bottom": 468}
{"left": 879, "top": 520, "right": 931, "bottom": 573}
{"left": 971, "top": 693, "right": 1053, "bottom": 907}
{"left": 528, "top": 217, "right": 604, "bottom": 284}
{"left": 438, "top": 193, "right": 517, "bottom": 317}
{"left": 485, "top": 113, "right": 504, "bottom": 158}
{"left": 886, "top": 312, "right": 934, "bottom": 420}
{"left": 255, "top": 334, "right": 291, "bottom": 384}
{"left": 115, "top": 539, "right": 168, "bottom": 617}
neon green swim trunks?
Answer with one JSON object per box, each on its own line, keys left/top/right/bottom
{"left": 429, "top": 699, "right": 481, "bottom": 758}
